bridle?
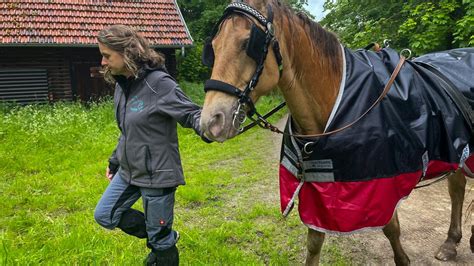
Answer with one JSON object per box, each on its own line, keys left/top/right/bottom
{"left": 203, "top": 1, "right": 408, "bottom": 140}
{"left": 202, "top": 1, "right": 284, "bottom": 132}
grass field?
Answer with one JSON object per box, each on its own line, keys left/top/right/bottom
{"left": 0, "top": 83, "right": 347, "bottom": 265}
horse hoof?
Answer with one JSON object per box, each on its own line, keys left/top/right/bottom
{"left": 394, "top": 256, "right": 410, "bottom": 266}
{"left": 435, "top": 243, "right": 457, "bottom": 261}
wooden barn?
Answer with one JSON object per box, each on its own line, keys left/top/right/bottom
{"left": 0, "top": 0, "right": 193, "bottom": 104}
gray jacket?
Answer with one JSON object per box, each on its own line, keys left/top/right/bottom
{"left": 109, "top": 69, "right": 202, "bottom": 188}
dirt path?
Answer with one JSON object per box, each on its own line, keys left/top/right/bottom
{"left": 325, "top": 181, "right": 474, "bottom": 265}
{"left": 268, "top": 115, "right": 474, "bottom": 264}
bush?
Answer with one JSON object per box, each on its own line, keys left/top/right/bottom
{"left": 177, "top": 42, "right": 210, "bottom": 82}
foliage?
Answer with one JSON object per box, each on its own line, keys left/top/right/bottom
{"left": 178, "top": 0, "right": 228, "bottom": 42}
{"left": 321, "top": 0, "right": 473, "bottom": 55}
{"left": 287, "top": 0, "right": 310, "bottom": 14}
{"left": 398, "top": 0, "right": 470, "bottom": 53}
{"left": 177, "top": 41, "right": 210, "bottom": 82}
{"left": 176, "top": 0, "right": 227, "bottom": 82}
{"left": 453, "top": 0, "right": 474, "bottom": 47}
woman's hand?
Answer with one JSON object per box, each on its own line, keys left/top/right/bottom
{"left": 106, "top": 161, "right": 119, "bottom": 181}
{"left": 106, "top": 167, "right": 114, "bottom": 181}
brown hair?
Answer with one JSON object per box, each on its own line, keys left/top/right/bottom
{"left": 97, "top": 25, "right": 165, "bottom": 84}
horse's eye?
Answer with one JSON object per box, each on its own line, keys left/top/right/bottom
{"left": 241, "top": 38, "right": 249, "bottom": 51}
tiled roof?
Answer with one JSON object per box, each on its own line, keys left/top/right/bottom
{"left": 0, "top": 0, "right": 193, "bottom": 47}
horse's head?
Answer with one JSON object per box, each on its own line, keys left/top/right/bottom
{"left": 200, "top": 0, "right": 282, "bottom": 142}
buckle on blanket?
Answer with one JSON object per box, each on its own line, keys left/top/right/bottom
{"left": 303, "top": 142, "right": 314, "bottom": 155}
{"left": 296, "top": 162, "right": 304, "bottom": 180}
{"left": 400, "top": 48, "right": 412, "bottom": 59}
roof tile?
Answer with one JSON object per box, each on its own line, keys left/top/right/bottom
{"left": 0, "top": 0, "right": 192, "bottom": 47}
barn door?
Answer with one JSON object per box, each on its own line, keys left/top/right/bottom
{"left": 72, "top": 63, "right": 110, "bottom": 102}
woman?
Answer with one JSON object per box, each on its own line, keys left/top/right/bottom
{"left": 93, "top": 25, "right": 209, "bottom": 265}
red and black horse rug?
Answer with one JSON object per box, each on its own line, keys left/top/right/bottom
{"left": 280, "top": 47, "right": 474, "bottom": 233}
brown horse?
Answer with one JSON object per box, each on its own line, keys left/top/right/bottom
{"left": 199, "top": 0, "right": 474, "bottom": 264}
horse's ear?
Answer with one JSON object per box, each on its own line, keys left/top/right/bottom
{"left": 266, "top": 3, "right": 273, "bottom": 22}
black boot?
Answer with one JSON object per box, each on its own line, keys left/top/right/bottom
{"left": 145, "top": 245, "right": 179, "bottom": 266}
{"left": 117, "top": 209, "right": 147, "bottom": 238}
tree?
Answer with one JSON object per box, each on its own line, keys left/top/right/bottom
{"left": 176, "top": 0, "right": 228, "bottom": 82}
{"left": 178, "top": 0, "right": 228, "bottom": 42}
{"left": 321, "top": 0, "right": 473, "bottom": 55}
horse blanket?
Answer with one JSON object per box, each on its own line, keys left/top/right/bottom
{"left": 280, "top": 47, "right": 474, "bottom": 233}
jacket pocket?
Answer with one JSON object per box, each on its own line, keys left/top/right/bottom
{"left": 151, "top": 169, "right": 176, "bottom": 185}
{"left": 155, "top": 169, "right": 174, "bottom": 173}
{"left": 145, "top": 145, "right": 153, "bottom": 176}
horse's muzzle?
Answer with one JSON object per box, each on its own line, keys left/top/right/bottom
{"left": 206, "top": 111, "right": 226, "bottom": 140}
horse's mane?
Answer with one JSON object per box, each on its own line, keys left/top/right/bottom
{"left": 271, "top": 0, "right": 341, "bottom": 72}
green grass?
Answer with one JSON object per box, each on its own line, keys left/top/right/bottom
{"left": 0, "top": 83, "right": 348, "bottom": 265}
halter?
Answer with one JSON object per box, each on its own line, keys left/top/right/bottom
{"left": 202, "top": 2, "right": 283, "bottom": 131}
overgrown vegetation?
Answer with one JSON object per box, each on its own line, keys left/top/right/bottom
{"left": 0, "top": 83, "right": 348, "bottom": 264}
{"left": 322, "top": 0, "right": 473, "bottom": 55}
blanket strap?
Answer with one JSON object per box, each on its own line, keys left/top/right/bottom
{"left": 282, "top": 180, "right": 304, "bottom": 217}
{"left": 261, "top": 56, "right": 407, "bottom": 138}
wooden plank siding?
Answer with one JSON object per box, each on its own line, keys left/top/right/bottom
{"left": 0, "top": 47, "right": 73, "bottom": 101}
{"left": 0, "top": 47, "right": 177, "bottom": 103}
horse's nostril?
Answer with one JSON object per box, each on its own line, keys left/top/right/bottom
{"left": 208, "top": 111, "right": 225, "bottom": 138}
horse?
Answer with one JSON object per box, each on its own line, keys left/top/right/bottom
{"left": 199, "top": 0, "right": 474, "bottom": 264}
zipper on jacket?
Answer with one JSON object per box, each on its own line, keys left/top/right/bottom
{"left": 145, "top": 145, "right": 153, "bottom": 178}
{"left": 122, "top": 87, "right": 132, "bottom": 184}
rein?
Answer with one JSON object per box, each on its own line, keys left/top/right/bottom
{"left": 238, "top": 101, "right": 286, "bottom": 134}
{"left": 257, "top": 55, "right": 407, "bottom": 139}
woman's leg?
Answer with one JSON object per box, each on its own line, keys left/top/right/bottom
{"left": 141, "top": 187, "right": 178, "bottom": 265}
{"left": 94, "top": 173, "right": 146, "bottom": 238}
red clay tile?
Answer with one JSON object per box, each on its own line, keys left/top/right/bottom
{"left": 0, "top": 0, "right": 192, "bottom": 46}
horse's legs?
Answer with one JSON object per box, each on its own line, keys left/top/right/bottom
{"left": 435, "top": 170, "right": 466, "bottom": 260}
{"left": 470, "top": 225, "right": 474, "bottom": 253}
{"left": 383, "top": 210, "right": 410, "bottom": 265}
{"left": 305, "top": 228, "right": 325, "bottom": 266}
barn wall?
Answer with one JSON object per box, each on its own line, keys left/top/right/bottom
{"left": 0, "top": 47, "right": 72, "bottom": 101}
{"left": 0, "top": 46, "right": 177, "bottom": 103}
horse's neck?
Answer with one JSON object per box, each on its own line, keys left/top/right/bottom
{"left": 276, "top": 18, "right": 343, "bottom": 134}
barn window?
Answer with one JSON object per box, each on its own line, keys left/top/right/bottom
{"left": 0, "top": 69, "right": 49, "bottom": 104}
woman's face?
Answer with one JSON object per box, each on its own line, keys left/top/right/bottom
{"left": 98, "top": 42, "right": 128, "bottom": 76}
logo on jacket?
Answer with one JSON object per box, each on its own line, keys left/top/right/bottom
{"left": 129, "top": 96, "right": 144, "bottom": 112}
